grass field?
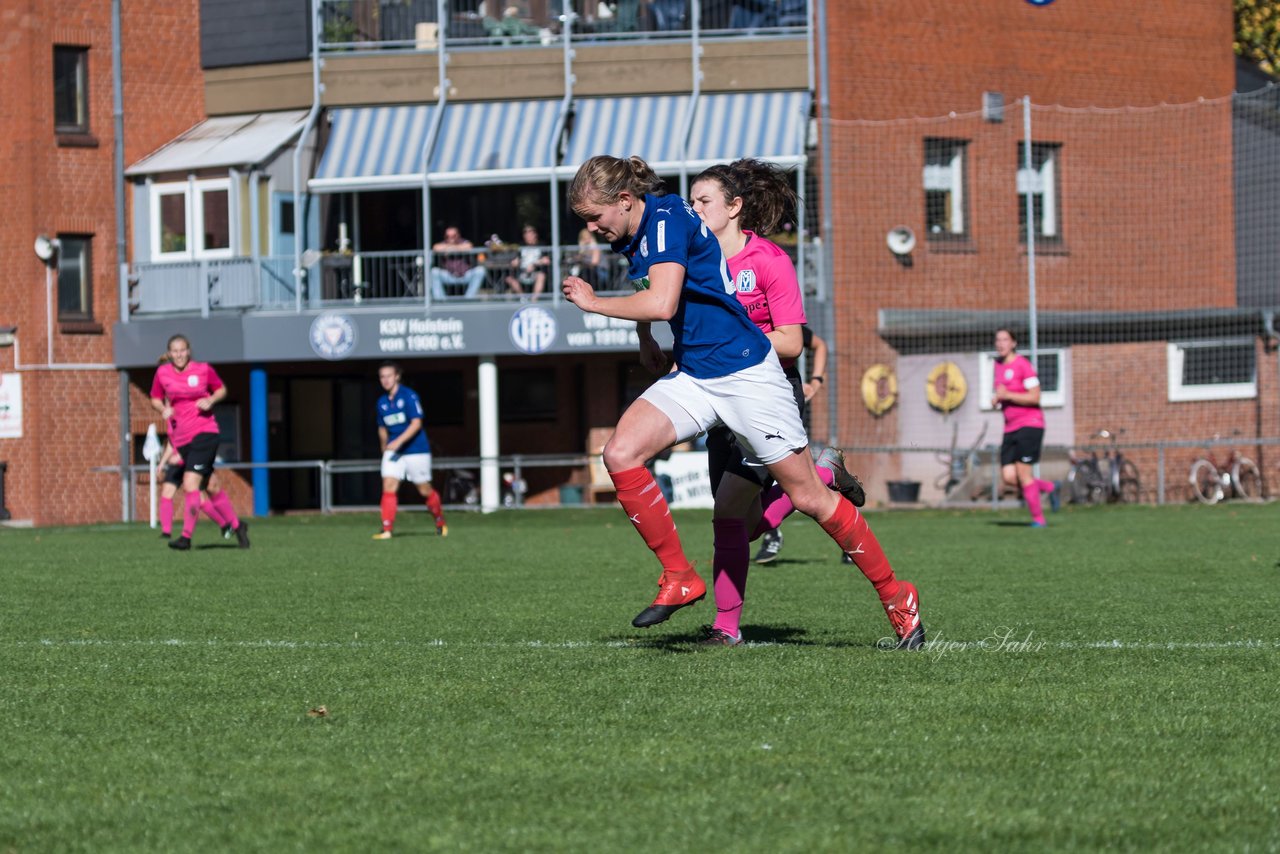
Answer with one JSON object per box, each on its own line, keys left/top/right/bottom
{"left": 2, "top": 502, "right": 1278, "bottom": 852}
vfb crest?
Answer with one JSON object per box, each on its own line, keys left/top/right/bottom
{"left": 509, "top": 305, "right": 558, "bottom": 354}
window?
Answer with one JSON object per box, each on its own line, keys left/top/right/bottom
{"left": 56, "top": 234, "right": 93, "bottom": 321}
{"left": 279, "top": 200, "right": 295, "bottom": 235}
{"left": 53, "top": 46, "right": 89, "bottom": 134}
{"left": 979, "top": 348, "right": 1066, "bottom": 410}
{"left": 1167, "top": 340, "right": 1256, "bottom": 402}
{"left": 499, "top": 368, "right": 558, "bottom": 422}
{"left": 1018, "top": 142, "right": 1061, "bottom": 241}
{"left": 923, "top": 138, "right": 968, "bottom": 239}
{"left": 150, "top": 180, "right": 233, "bottom": 259}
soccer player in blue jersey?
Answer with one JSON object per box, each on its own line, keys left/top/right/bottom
{"left": 373, "top": 361, "right": 447, "bottom": 539}
{"left": 561, "top": 155, "right": 924, "bottom": 648}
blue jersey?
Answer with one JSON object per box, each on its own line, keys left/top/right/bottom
{"left": 376, "top": 386, "right": 430, "bottom": 454}
{"left": 616, "top": 194, "right": 769, "bottom": 380}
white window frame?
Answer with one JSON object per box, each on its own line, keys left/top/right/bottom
{"left": 979, "top": 348, "right": 1066, "bottom": 410}
{"left": 1167, "top": 339, "right": 1257, "bottom": 402}
{"left": 1018, "top": 143, "right": 1059, "bottom": 239}
{"left": 148, "top": 178, "right": 234, "bottom": 261}
{"left": 923, "top": 139, "right": 967, "bottom": 236}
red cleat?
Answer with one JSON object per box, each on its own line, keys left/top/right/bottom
{"left": 885, "top": 581, "right": 926, "bottom": 649}
{"left": 632, "top": 569, "right": 706, "bottom": 628}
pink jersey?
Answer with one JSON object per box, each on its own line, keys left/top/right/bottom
{"left": 994, "top": 353, "right": 1045, "bottom": 432}
{"left": 151, "top": 361, "right": 224, "bottom": 448}
{"left": 726, "top": 232, "right": 807, "bottom": 367}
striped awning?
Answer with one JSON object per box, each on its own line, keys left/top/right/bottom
{"left": 561, "top": 95, "right": 694, "bottom": 174}
{"left": 310, "top": 100, "right": 565, "bottom": 192}
{"left": 429, "top": 99, "right": 564, "bottom": 186}
{"left": 311, "top": 105, "right": 437, "bottom": 192}
{"left": 685, "top": 90, "right": 811, "bottom": 169}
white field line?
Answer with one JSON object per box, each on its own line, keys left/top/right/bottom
{"left": 4, "top": 638, "right": 1279, "bottom": 652}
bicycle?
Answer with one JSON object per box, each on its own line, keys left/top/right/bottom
{"left": 1188, "top": 434, "right": 1263, "bottom": 505}
{"left": 1066, "top": 429, "right": 1141, "bottom": 505}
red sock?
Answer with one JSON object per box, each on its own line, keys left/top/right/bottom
{"left": 753, "top": 467, "right": 834, "bottom": 539}
{"left": 425, "top": 490, "right": 444, "bottom": 525}
{"left": 181, "top": 490, "right": 201, "bottom": 539}
{"left": 208, "top": 490, "right": 240, "bottom": 529}
{"left": 818, "top": 499, "right": 899, "bottom": 603}
{"left": 160, "top": 496, "right": 175, "bottom": 535}
{"left": 711, "top": 518, "right": 750, "bottom": 637}
{"left": 380, "top": 493, "right": 398, "bottom": 532}
{"left": 1023, "top": 483, "right": 1045, "bottom": 524}
{"left": 610, "top": 466, "right": 692, "bottom": 575}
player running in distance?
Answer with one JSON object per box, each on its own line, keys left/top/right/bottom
{"left": 373, "top": 361, "right": 448, "bottom": 539}
{"left": 561, "top": 154, "right": 924, "bottom": 648}
{"left": 992, "top": 328, "right": 1059, "bottom": 527}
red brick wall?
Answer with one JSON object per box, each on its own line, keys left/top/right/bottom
{"left": 0, "top": 0, "right": 203, "bottom": 525}
{"left": 821, "top": 0, "right": 1243, "bottom": 458}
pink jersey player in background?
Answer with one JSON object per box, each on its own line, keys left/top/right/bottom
{"left": 149, "top": 334, "right": 250, "bottom": 551}
{"left": 992, "top": 327, "right": 1059, "bottom": 527}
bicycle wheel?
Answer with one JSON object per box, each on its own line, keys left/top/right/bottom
{"left": 1189, "top": 459, "right": 1222, "bottom": 505}
{"left": 1232, "top": 457, "right": 1263, "bottom": 500}
{"left": 1067, "top": 460, "right": 1106, "bottom": 505}
{"left": 1117, "top": 458, "right": 1141, "bottom": 504}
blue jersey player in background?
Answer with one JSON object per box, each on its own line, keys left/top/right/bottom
{"left": 373, "top": 361, "right": 448, "bottom": 539}
{"left": 560, "top": 155, "right": 924, "bottom": 648}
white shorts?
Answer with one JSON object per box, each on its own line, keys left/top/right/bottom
{"left": 640, "top": 350, "right": 808, "bottom": 466}
{"left": 382, "top": 450, "right": 433, "bottom": 484}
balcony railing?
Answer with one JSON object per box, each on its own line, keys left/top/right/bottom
{"left": 129, "top": 240, "right": 823, "bottom": 315}
{"left": 319, "top": 0, "right": 808, "bottom": 52}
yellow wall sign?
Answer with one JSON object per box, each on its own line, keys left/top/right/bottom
{"left": 926, "top": 361, "right": 967, "bottom": 412}
{"left": 861, "top": 364, "right": 897, "bottom": 415}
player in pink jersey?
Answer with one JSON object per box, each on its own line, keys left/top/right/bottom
{"left": 149, "top": 335, "right": 250, "bottom": 551}
{"left": 992, "top": 327, "right": 1059, "bottom": 527}
{"left": 688, "top": 158, "right": 923, "bottom": 648}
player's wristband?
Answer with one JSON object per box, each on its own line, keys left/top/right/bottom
{"left": 811, "top": 375, "right": 824, "bottom": 384}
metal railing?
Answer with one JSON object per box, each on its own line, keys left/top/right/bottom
{"left": 318, "top": 0, "right": 808, "bottom": 53}
{"left": 130, "top": 241, "right": 820, "bottom": 314}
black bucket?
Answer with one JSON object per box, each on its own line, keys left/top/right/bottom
{"left": 886, "top": 480, "right": 921, "bottom": 503}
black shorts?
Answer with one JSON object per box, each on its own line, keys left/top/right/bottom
{"left": 162, "top": 464, "right": 184, "bottom": 487}
{"left": 177, "top": 433, "right": 221, "bottom": 487}
{"left": 706, "top": 371, "right": 805, "bottom": 496}
{"left": 1000, "top": 427, "right": 1045, "bottom": 466}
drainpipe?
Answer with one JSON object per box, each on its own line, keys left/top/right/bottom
{"left": 292, "top": 0, "right": 324, "bottom": 312}
{"left": 815, "top": 0, "right": 836, "bottom": 447}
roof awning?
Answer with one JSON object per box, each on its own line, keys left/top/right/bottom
{"left": 310, "top": 105, "right": 437, "bottom": 193}
{"left": 559, "top": 91, "right": 811, "bottom": 178}
{"left": 685, "top": 90, "right": 811, "bottom": 170}
{"left": 125, "top": 111, "right": 309, "bottom": 177}
{"left": 561, "top": 95, "right": 693, "bottom": 175}
{"left": 310, "top": 100, "right": 565, "bottom": 193}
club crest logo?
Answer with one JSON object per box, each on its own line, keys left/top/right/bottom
{"left": 310, "top": 312, "right": 357, "bottom": 360}
{"left": 736, "top": 270, "right": 757, "bottom": 294}
{"left": 187, "top": 374, "right": 200, "bottom": 387}
{"left": 509, "top": 305, "right": 557, "bottom": 354}
{"left": 639, "top": 236, "right": 649, "bottom": 258}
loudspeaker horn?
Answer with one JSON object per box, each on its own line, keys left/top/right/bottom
{"left": 886, "top": 226, "right": 916, "bottom": 256}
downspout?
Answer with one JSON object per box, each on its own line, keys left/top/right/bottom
{"left": 419, "top": 0, "right": 449, "bottom": 308}
{"left": 795, "top": 0, "right": 816, "bottom": 310}
{"left": 113, "top": 0, "right": 131, "bottom": 520}
{"left": 292, "top": 0, "right": 324, "bottom": 312}
{"left": 815, "top": 0, "right": 836, "bottom": 447}
{"left": 1264, "top": 309, "right": 1279, "bottom": 492}
{"left": 547, "top": 5, "right": 575, "bottom": 290}
{"left": 676, "top": 0, "right": 702, "bottom": 199}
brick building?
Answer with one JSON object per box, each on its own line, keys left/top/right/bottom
{"left": 2, "top": 0, "right": 1273, "bottom": 524}
{"left": 0, "top": 0, "right": 204, "bottom": 525}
